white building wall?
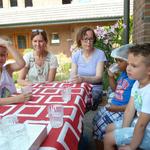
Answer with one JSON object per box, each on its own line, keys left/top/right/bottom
{"left": 32, "top": 0, "right": 62, "bottom": 7}
{"left": 2, "top": 0, "right": 62, "bottom": 9}
{"left": 2, "top": 0, "right": 9, "bottom": 8}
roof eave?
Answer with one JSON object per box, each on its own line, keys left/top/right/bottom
{"left": 0, "top": 16, "right": 122, "bottom": 29}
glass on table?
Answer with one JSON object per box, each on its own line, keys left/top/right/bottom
{"left": 48, "top": 104, "right": 64, "bottom": 128}
{"left": 1, "top": 115, "right": 29, "bottom": 150}
{"left": 21, "top": 85, "right": 33, "bottom": 94}
{"left": 0, "top": 136, "right": 10, "bottom": 150}
{"left": 61, "top": 84, "right": 72, "bottom": 102}
{"left": 1, "top": 114, "right": 18, "bottom": 126}
{"left": 8, "top": 123, "right": 29, "bottom": 150}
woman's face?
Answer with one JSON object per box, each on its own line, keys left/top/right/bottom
{"left": 81, "top": 30, "right": 94, "bottom": 51}
{"left": 32, "top": 34, "right": 47, "bottom": 52}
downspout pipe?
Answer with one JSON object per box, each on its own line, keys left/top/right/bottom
{"left": 123, "top": 0, "right": 130, "bottom": 44}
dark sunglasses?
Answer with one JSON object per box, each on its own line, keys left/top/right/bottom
{"left": 32, "top": 29, "right": 44, "bottom": 33}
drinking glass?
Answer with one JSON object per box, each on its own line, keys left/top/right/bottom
{"left": 48, "top": 105, "right": 64, "bottom": 128}
{"left": 1, "top": 114, "right": 18, "bottom": 126}
{"left": 8, "top": 123, "right": 29, "bottom": 150}
{"left": 61, "top": 85, "right": 72, "bottom": 102}
{"left": 109, "top": 63, "right": 119, "bottom": 73}
{"left": 0, "top": 136, "right": 10, "bottom": 150}
{"left": 21, "top": 85, "right": 33, "bottom": 94}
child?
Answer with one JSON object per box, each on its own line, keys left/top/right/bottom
{"left": 0, "top": 36, "right": 32, "bottom": 105}
{"left": 92, "top": 44, "right": 135, "bottom": 149}
{"left": 104, "top": 43, "right": 150, "bottom": 150}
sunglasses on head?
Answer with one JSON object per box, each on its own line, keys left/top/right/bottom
{"left": 32, "top": 29, "right": 44, "bottom": 33}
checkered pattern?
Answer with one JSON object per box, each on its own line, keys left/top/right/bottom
{"left": 93, "top": 106, "right": 123, "bottom": 140}
{"left": 0, "top": 82, "right": 92, "bottom": 150}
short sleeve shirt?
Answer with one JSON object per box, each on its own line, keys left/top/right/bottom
{"left": 111, "top": 72, "right": 135, "bottom": 106}
{"left": 23, "top": 51, "right": 58, "bottom": 83}
{"left": 72, "top": 48, "right": 107, "bottom": 77}
{"left": 131, "top": 81, "right": 150, "bottom": 114}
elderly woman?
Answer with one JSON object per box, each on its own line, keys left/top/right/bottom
{"left": 18, "top": 29, "right": 58, "bottom": 86}
{"left": 70, "top": 27, "right": 107, "bottom": 110}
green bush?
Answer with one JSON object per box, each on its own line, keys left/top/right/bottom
{"left": 55, "top": 53, "right": 71, "bottom": 81}
{"left": 94, "top": 17, "right": 133, "bottom": 90}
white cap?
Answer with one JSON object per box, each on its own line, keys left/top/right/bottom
{"left": 111, "top": 44, "right": 133, "bottom": 61}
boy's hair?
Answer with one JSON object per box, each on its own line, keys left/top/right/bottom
{"left": 128, "top": 43, "right": 150, "bottom": 66}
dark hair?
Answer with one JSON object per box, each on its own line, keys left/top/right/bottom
{"left": 76, "top": 27, "right": 97, "bottom": 47}
{"left": 31, "top": 29, "right": 48, "bottom": 43}
{"left": 128, "top": 43, "right": 150, "bottom": 66}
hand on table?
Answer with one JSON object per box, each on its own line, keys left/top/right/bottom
{"left": 16, "top": 93, "right": 32, "bottom": 103}
{"left": 70, "top": 75, "right": 83, "bottom": 84}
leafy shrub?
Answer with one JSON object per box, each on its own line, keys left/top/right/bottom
{"left": 94, "top": 18, "right": 133, "bottom": 90}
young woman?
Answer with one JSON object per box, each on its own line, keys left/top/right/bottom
{"left": 70, "top": 27, "right": 107, "bottom": 110}
{"left": 18, "top": 29, "right": 58, "bottom": 86}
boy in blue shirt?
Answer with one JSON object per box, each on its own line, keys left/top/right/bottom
{"left": 104, "top": 43, "right": 150, "bottom": 150}
{"left": 93, "top": 44, "right": 135, "bottom": 149}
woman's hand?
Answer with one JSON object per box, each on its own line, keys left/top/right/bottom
{"left": 16, "top": 93, "right": 32, "bottom": 103}
{"left": 70, "top": 75, "right": 83, "bottom": 84}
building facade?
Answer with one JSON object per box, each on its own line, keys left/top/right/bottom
{"left": 0, "top": 0, "right": 132, "bottom": 57}
{"left": 133, "top": 0, "right": 150, "bottom": 44}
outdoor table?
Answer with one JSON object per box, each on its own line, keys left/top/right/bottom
{"left": 0, "top": 82, "right": 92, "bottom": 150}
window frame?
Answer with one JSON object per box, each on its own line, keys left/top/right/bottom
{"left": 10, "top": 0, "right": 18, "bottom": 7}
{"left": 0, "top": 0, "right": 3, "bottom": 8}
{"left": 17, "top": 34, "right": 27, "bottom": 50}
{"left": 25, "top": 0, "right": 33, "bottom": 7}
{"left": 50, "top": 33, "right": 60, "bottom": 45}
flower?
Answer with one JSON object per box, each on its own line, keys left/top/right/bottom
{"left": 94, "top": 19, "right": 127, "bottom": 64}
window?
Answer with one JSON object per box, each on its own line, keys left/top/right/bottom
{"left": 0, "top": 0, "right": 3, "bottom": 8}
{"left": 25, "top": 0, "right": 33, "bottom": 7}
{"left": 62, "top": 0, "right": 72, "bottom": 4}
{"left": 17, "top": 35, "right": 26, "bottom": 49}
{"left": 51, "top": 33, "right": 60, "bottom": 44}
{"left": 10, "top": 0, "right": 17, "bottom": 7}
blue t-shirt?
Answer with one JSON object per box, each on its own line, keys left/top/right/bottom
{"left": 72, "top": 48, "right": 106, "bottom": 77}
{"left": 111, "top": 71, "right": 135, "bottom": 106}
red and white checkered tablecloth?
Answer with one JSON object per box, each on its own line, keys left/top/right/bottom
{"left": 0, "top": 82, "right": 92, "bottom": 150}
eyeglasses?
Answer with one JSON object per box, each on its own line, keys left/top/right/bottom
{"left": 32, "top": 29, "right": 44, "bottom": 33}
{"left": 82, "top": 38, "right": 94, "bottom": 43}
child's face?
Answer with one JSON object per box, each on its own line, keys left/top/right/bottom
{"left": 0, "top": 46, "right": 8, "bottom": 68}
{"left": 127, "top": 53, "right": 150, "bottom": 81}
{"left": 115, "top": 58, "right": 128, "bottom": 71}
